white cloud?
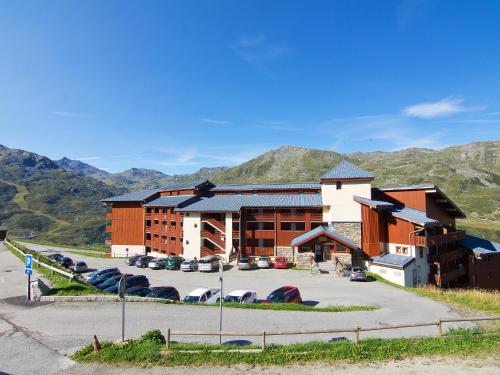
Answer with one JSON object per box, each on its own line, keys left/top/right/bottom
{"left": 403, "top": 98, "right": 474, "bottom": 119}
{"left": 200, "top": 118, "right": 230, "bottom": 125}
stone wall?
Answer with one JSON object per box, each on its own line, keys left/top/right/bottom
{"left": 275, "top": 246, "right": 294, "bottom": 260}
{"left": 331, "top": 222, "right": 361, "bottom": 247}
{"left": 295, "top": 251, "right": 314, "bottom": 268}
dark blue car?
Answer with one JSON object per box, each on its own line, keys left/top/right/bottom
{"left": 86, "top": 268, "right": 119, "bottom": 281}
{"left": 96, "top": 273, "right": 129, "bottom": 290}
{"left": 125, "top": 286, "right": 151, "bottom": 297}
{"left": 88, "top": 269, "right": 121, "bottom": 286}
{"left": 103, "top": 275, "right": 150, "bottom": 293}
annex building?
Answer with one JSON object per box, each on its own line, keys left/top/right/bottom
{"left": 102, "top": 160, "right": 500, "bottom": 290}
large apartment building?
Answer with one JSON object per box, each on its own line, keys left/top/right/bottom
{"left": 102, "top": 160, "right": 499, "bottom": 290}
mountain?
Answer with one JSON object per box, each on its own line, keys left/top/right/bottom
{"left": 212, "top": 141, "right": 500, "bottom": 241}
{"left": 0, "top": 146, "right": 125, "bottom": 246}
{"left": 0, "top": 141, "right": 498, "bottom": 245}
{"left": 56, "top": 157, "right": 111, "bottom": 181}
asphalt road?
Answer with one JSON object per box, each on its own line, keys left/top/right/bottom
{"left": 1, "top": 242, "right": 471, "bottom": 375}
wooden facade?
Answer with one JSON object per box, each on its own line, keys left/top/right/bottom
{"left": 106, "top": 202, "right": 145, "bottom": 245}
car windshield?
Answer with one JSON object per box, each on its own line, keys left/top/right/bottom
{"left": 181, "top": 261, "right": 191, "bottom": 265}
{"left": 199, "top": 258, "right": 212, "bottom": 264}
{"left": 147, "top": 288, "right": 173, "bottom": 298}
{"left": 276, "top": 258, "right": 285, "bottom": 262}
{"left": 266, "top": 287, "right": 289, "bottom": 302}
{"left": 239, "top": 258, "right": 249, "bottom": 263}
{"left": 259, "top": 257, "right": 270, "bottom": 261}
{"left": 224, "top": 295, "right": 241, "bottom": 303}
{"left": 183, "top": 295, "right": 200, "bottom": 303}
{"left": 352, "top": 267, "right": 364, "bottom": 272}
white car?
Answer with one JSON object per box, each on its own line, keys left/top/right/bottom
{"left": 256, "top": 256, "right": 272, "bottom": 269}
{"left": 183, "top": 288, "right": 221, "bottom": 304}
{"left": 224, "top": 290, "right": 257, "bottom": 304}
{"left": 198, "top": 256, "right": 220, "bottom": 272}
{"left": 180, "top": 259, "right": 198, "bottom": 272}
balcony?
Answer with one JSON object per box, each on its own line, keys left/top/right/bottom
{"left": 431, "top": 248, "right": 466, "bottom": 264}
{"left": 246, "top": 212, "right": 275, "bottom": 221}
{"left": 106, "top": 225, "right": 112, "bottom": 233}
{"left": 439, "top": 266, "right": 467, "bottom": 284}
{"left": 201, "top": 230, "right": 225, "bottom": 250}
{"left": 415, "top": 230, "right": 466, "bottom": 247}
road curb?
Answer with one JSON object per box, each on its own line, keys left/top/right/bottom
{"left": 39, "top": 295, "right": 174, "bottom": 303}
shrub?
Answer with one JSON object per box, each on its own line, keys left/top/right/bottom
{"left": 137, "top": 329, "right": 166, "bottom": 344}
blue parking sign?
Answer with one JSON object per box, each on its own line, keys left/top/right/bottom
{"left": 25, "top": 254, "right": 33, "bottom": 275}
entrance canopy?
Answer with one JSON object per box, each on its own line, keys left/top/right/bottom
{"left": 291, "top": 225, "right": 358, "bottom": 250}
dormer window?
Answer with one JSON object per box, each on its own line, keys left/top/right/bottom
{"left": 336, "top": 181, "right": 342, "bottom": 190}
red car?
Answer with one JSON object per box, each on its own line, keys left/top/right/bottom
{"left": 274, "top": 256, "right": 288, "bottom": 269}
{"left": 264, "top": 286, "right": 302, "bottom": 304}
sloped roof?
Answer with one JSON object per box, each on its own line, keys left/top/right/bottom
{"left": 101, "top": 180, "right": 208, "bottom": 203}
{"left": 371, "top": 253, "right": 415, "bottom": 268}
{"left": 388, "top": 206, "right": 439, "bottom": 227}
{"left": 290, "top": 225, "right": 358, "bottom": 249}
{"left": 459, "top": 235, "right": 500, "bottom": 257}
{"left": 321, "top": 160, "right": 374, "bottom": 180}
{"left": 211, "top": 183, "right": 320, "bottom": 191}
{"left": 353, "top": 196, "right": 394, "bottom": 209}
{"left": 143, "top": 195, "right": 195, "bottom": 207}
{"left": 378, "top": 184, "right": 436, "bottom": 191}
{"left": 176, "top": 194, "right": 323, "bottom": 212}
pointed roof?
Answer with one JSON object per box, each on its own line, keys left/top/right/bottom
{"left": 320, "top": 160, "right": 374, "bottom": 181}
{"left": 291, "top": 225, "right": 358, "bottom": 249}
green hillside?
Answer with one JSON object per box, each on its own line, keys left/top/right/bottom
{"left": 0, "top": 141, "right": 498, "bottom": 245}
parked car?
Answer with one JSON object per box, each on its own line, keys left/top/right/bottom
{"left": 349, "top": 266, "right": 367, "bottom": 282}
{"left": 96, "top": 273, "right": 127, "bottom": 290}
{"left": 198, "top": 256, "right": 220, "bottom": 272}
{"left": 60, "top": 257, "right": 74, "bottom": 268}
{"left": 224, "top": 290, "right": 257, "bottom": 304}
{"left": 70, "top": 261, "right": 88, "bottom": 273}
{"left": 125, "top": 286, "right": 152, "bottom": 297}
{"left": 183, "top": 288, "right": 221, "bottom": 304}
{"left": 257, "top": 256, "right": 272, "bottom": 269}
{"left": 148, "top": 257, "right": 167, "bottom": 270}
{"left": 180, "top": 259, "right": 198, "bottom": 272}
{"left": 238, "top": 257, "right": 253, "bottom": 270}
{"left": 85, "top": 267, "right": 119, "bottom": 281}
{"left": 265, "top": 286, "right": 302, "bottom": 304}
{"left": 165, "top": 256, "right": 184, "bottom": 270}
{"left": 145, "top": 287, "right": 180, "bottom": 301}
{"left": 48, "top": 253, "right": 64, "bottom": 262}
{"left": 274, "top": 256, "right": 288, "bottom": 269}
{"left": 134, "top": 256, "right": 155, "bottom": 268}
{"left": 103, "top": 275, "right": 150, "bottom": 293}
{"left": 87, "top": 269, "right": 121, "bottom": 286}
{"left": 126, "top": 255, "right": 142, "bottom": 266}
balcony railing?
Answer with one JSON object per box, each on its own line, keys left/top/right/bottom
{"left": 431, "top": 248, "right": 466, "bottom": 264}
{"left": 415, "top": 230, "right": 466, "bottom": 247}
{"left": 439, "top": 266, "right": 467, "bottom": 284}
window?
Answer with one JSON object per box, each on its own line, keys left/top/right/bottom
{"left": 419, "top": 248, "right": 424, "bottom": 258}
{"left": 162, "top": 208, "right": 166, "bottom": 213}
{"left": 395, "top": 246, "right": 409, "bottom": 255}
{"left": 336, "top": 181, "right": 342, "bottom": 190}
{"left": 145, "top": 220, "right": 151, "bottom": 227}
{"left": 170, "top": 236, "right": 176, "bottom": 242}
{"left": 186, "top": 240, "right": 190, "bottom": 245}
{"left": 233, "top": 222, "right": 240, "bottom": 231}
{"left": 145, "top": 233, "right": 151, "bottom": 240}
{"left": 281, "top": 222, "right": 305, "bottom": 231}
{"left": 154, "top": 208, "right": 159, "bottom": 213}
{"left": 154, "top": 220, "right": 159, "bottom": 225}
{"left": 154, "top": 233, "right": 159, "bottom": 238}
{"left": 194, "top": 223, "right": 197, "bottom": 228}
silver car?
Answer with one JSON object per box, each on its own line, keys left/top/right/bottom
{"left": 181, "top": 260, "right": 198, "bottom": 272}
{"left": 238, "top": 257, "right": 252, "bottom": 270}
{"left": 70, "top": 261, "right": 88, "bottom": 273}
{"left": 148, "top": 258, "right": 167, "bottom": 270}
{"left": 256, "top": 256, "right": 271, "bottom": 269}
{"left": 350, "top": 266, "right": 367, "bottom": 281}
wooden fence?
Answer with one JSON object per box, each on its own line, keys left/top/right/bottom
{"left": 165, "top": 316, "right": 499, "bottom": 350}
{"left": 4, "top": 239, "right": 75, "bottom": 281}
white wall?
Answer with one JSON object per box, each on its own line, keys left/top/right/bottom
{"left": 182, "top": 212, "right": 201, "bottom": 260}
{"left": 387, "top": 242, "right": 429, "bottom": 285}
{"left": 224, "top": 213, "right": 233, "bottom": 261}
{"left": 369, "top": 264, "right": 406, "bottom": 286}
{"left": 321, "top": 181, "right": 371, "bottom": 222}
{"left": 111, "top": 245, "right": 145, "bottom": 257}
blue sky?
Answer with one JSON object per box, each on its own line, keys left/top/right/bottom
{"left": 1, "top": 0, "right": 499, "bottom": 174}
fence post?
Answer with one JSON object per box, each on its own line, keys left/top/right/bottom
{"left": 261, "top": 331, "right": 266, "bottom": 351}
{"left": 166, "top": 328, "right": 171, "bottom": 350}
{"left": 437, "top": 320, "right": 443, "bottom": 337}
{"left": 354, "top": 325, "right": 360, "bottom": 345}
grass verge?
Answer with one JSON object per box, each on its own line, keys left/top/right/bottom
{"left": 12, "top": 237, "right": 108, "bottom": 252}
{"left": 72, "top": 328, "right": 499, "bottom": 366}
{"left": 220, "top": 302, "right": 377, "bottom": 313}
{"left": 368, "top": 272, "right": 500, "bottom": 316}
{"left": 4, "top": 239, "right": 104, "bottom": 296}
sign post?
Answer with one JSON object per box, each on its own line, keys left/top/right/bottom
{"left": 119, "top": 275, "right": 127, "bottom": 342}
{"left": 25, "top": 254, "right": 33, "bottom": 301}
{"left": 218, "top": 261, "right": 224, "bottom": 345}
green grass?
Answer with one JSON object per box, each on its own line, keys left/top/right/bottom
{"left": 221, "top": 302, "right": 377, "bottom": 313}
{"left": 5, "top": 238, "right": 104, "bottom": 296}
{"left": 368, "top": 272, "right": 500, "bottom": 316}
{"left": 72, "top": 328, "right": 499, "bottom": 366}
{"left": 13, "top": 237, "right": 108, "bottom": 252}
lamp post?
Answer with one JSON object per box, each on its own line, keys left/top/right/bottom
{"left": 218, "top": 260, "right": 224, "bottom": 345}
